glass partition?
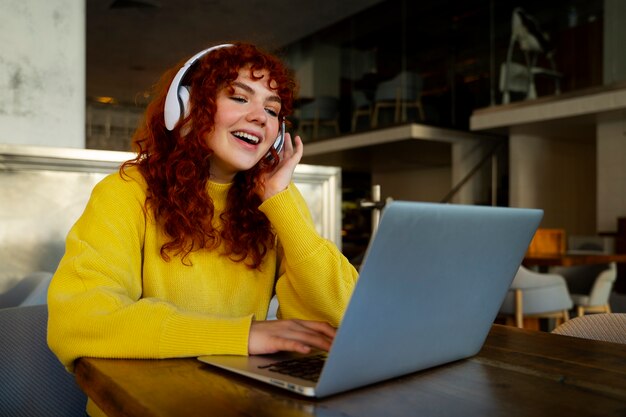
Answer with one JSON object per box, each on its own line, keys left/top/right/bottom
{"left": 279, "top": 0, "right": 605, "bottom": 141}
{"left": 86, "top": 0, "right": 607, "bottom": 149}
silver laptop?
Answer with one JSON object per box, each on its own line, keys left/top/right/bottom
{"left": 198, "top": 201, "right": 543, "bottom": 397}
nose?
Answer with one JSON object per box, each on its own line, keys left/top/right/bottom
{"left": 246, "top": 102, "right": 267, "bottom": 126}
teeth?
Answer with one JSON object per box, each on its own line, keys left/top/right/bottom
{"left": 232, "top": 131, "right": 259, "bottom": 144}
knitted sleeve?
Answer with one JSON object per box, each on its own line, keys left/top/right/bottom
{"left": 259, "top": 184, "right": 359, "bottom": 327}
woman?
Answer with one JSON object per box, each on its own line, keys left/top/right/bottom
{"left": 47, "top": 42, "right": 358, "bottom": 380}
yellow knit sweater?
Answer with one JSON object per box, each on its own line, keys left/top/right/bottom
{"left": 47, "top": 166, "right": 358, "bottom": 371}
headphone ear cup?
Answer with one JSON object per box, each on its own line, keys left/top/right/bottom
{"left": 163, "top": 44, "right": 234, "bottom": 131}
{"left": 178, "top": 86, "right": 191, "bottom": 121}
{"left": 274, "top": 121, "right": 285, "bottom": 154}
{"left": 266, "top": 120, "right": 285, "bottom": 161}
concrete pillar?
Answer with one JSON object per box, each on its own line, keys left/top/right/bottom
{"left": 597, "top": 113, "right": 626, "bottom": 232}
{"left": 450, "top": 140, "right": 491, "bottom": 205}
{"left": 509, "top": 125, "right": 596, "bottom": 235}
{"left": 0, "top": 0, "right": 85, "bottom": 148}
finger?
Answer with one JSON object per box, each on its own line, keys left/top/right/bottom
{"left": 249, "top": 320, "right": 335, "bottom": 355}
{"left": 279, "top": 333, "right": 332, "bottom": 352}
{"left": 250, "top": 322, "right": 310, "bottom": 355}
{"left": 282, "top": 325, "right": 334, "bottom": 352}
{"left": 271, "top": 337, "right": 313, "bottom": 354}
{"left": 293, "top": 320, "right": 337, "bottom": 339}
{"left": 264, "top": 321, "right": 334, "bottom": 352}
{"left": 285, "top": 323, "right": 335, "bottom": 346}
{"left": 284, "top": 132, "right": 294, "bottom": 152}
{"left": 282, "top": 135, "right": 302, "bottom": 167}
{"left": 292, "top": 135, "right": 303, "bottom": 158}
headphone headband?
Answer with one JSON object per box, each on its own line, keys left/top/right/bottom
{"left": 164, "top": 43, "right": 234, "bottom": 131}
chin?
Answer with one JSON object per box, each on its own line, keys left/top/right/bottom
{"left": 237, "top": 159, "right": 263, "bottom": 172}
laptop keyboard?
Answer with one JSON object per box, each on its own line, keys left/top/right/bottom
{"left": 258, "top": 354, "right": 326, "bottom": 382}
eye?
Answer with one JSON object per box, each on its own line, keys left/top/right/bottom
{"left": 265, "top": 108, "right": 279, "bottom": 117}
{"left": 230, "top": 95, "right": 247, "bottom": 103}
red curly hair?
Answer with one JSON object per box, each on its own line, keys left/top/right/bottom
{"left": 122, "top": 42, "right": 296, "bottom": 268}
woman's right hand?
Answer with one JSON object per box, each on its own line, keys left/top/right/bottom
{"left": 248, "top": 319, "right": 336, "bottom": 355}
{"left": 258, "top": 133, "right": 303, "bottom": 201}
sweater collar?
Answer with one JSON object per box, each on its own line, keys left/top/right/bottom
{"left": 206, "top": 180, "right": 231, "bottom": 197}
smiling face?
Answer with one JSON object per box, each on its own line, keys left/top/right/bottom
{"left": 205, "top": 67, "right": 282, "bottom": 183}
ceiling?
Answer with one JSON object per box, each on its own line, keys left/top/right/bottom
{"left": 87, "top": 0, "right": 385, "bottom": 105}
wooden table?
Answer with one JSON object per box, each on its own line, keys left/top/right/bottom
{"left": 75, "top": 325, "right": 626, "bottom": 417}
{"left": 523, "top": 251, "right": 626, "bottom": 268}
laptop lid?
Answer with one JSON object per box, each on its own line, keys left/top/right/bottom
{"left": 314, "top": 201, "right": 542, "bottom": 396}
{"left": 199, "top": 201, "right": 543, "bottom": 398}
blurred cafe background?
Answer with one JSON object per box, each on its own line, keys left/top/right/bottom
{"left": 2, "top": 0, "right": 626, "bottom": 327}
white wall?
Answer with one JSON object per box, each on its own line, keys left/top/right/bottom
{"left": 0, "top": 0, "right": 85, "bottom": 148}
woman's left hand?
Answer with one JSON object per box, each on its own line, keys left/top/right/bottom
{"left": 259, "top": 132, "right": 303, "bottom": 201}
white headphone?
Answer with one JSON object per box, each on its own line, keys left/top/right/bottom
{"left": 164, "top": 43, "right": 233, "bottom": 131}
{"left": 163, "top": 44, "right": 285, "bottom": 157}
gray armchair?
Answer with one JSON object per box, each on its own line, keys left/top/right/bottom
{"left": 499, "top": 266, "right": 573, "bottom": 329}
{"left": 0, "top": 305, "right": 87, "bottom": 416}
{"left": 553, "top": 263, "right": 617, "bottom": 317}
{"left": 0, "top": 271, "right": 53, "bottom": 309}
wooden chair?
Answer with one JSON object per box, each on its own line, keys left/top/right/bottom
{"left": 351, "top": 90, "right": 372, "bottom": 131}
{"left": 371, "top": 71, "right": 425, "bottom": 127}
{"left": 298, "top": 96, "right": 340, "bottom": 140}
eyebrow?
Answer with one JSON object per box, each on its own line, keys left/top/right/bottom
{"left": 232, "top": 81, "right": 282, "bottom": 104}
